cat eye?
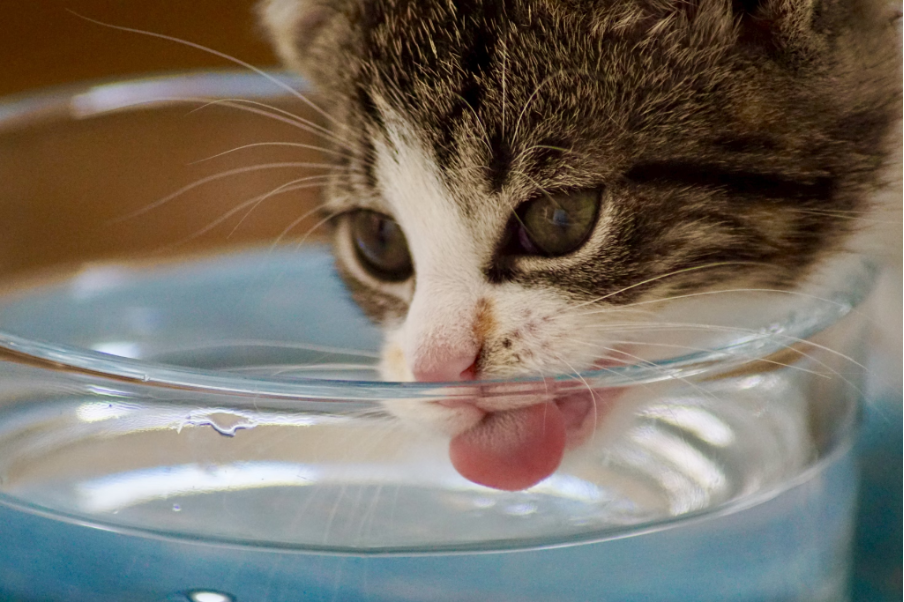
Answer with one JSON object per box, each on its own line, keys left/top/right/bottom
{"left": 510, "top": 189, "right": 601, "bottom": 257}
{"left": 349, "top": 210, "right": 414, "bottom": 282}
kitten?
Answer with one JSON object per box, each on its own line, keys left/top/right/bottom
{"left": 260, "top": 0, "right": 900, "bottom": 490}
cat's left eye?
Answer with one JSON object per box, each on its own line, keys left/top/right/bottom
{"left": 349, "top": 210, "right": 413, "bottom": 282}
{"left": 510, "top": 189, "right": 601, "bottom": 257}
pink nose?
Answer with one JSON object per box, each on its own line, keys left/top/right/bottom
{"left": 411, "top": 350, "right": 478, "bottom": 382}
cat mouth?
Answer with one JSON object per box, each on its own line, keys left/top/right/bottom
{"left": 446, "top": 377, "right": 622, "bottom": 492}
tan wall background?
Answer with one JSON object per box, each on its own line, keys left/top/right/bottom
{"left": 0, "top": 2, "right": 333, "bottom": 281}
{"left": 2, "top": 1, "right": 276, "bottom": 98}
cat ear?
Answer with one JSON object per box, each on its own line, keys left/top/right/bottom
{"left": 258, "top": 0, "right": 344, "bottom": 78}
{"left": 729, "top": 0, "right": 827, "bottom": 51}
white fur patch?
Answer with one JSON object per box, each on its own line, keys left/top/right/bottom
{"left": 372, "top": 111, "right": 489, "bottom": 382}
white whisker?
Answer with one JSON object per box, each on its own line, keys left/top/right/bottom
{"left": 87, "top": 95, "right": 352, "bottom": 147}
{"left": 786, "top": 207, "right": 901, "bottom": 224}
{"left": 110, "top": 163, "right": 342, "bottom": 223}
{"left": 550, "top": 351, "right": 598, "bottom": 438}
{"left": 568, "top": 262, "right": 772, "bottom": 311}
{"left": 568, "top": 337, "right": 833, "bottom": 379}
{"left": 186, "top": 97, "right": 353, "bottom": 149}
{"left": 69, "top": 12, "right": 350, "bottom": 134}
{"left": 150, "top": 179, "right": 329, "bottom": 252}
{"left": 228, "top": 177, "right": 331, "bottom": 237}
{"left": 290, "top": 211, "right": 346, "bottom": 250}
{"left": 577, "top": 320, "right": 869, "bottom": 375}
{"left": 271, "top": 206, "right": 341, "bottom": 250}
{"left": 190, "top": 141, "right": 349, "bottom": 165}
{"left": 572, "top": 287, "right": 866, "bottom": 321}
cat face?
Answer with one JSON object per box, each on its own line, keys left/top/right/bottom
{"left": 261, "top": 0, "right": 898, "bottom": 435}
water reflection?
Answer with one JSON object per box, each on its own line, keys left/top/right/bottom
{"left": 639, "top": 404, "right": 735, "bottom": 447}
{"left": 76, "top": 462, "right": 322, "bottom": 512}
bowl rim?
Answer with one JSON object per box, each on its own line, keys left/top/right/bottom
{"left": 0, "top": 70, "right": 880, "bottom": 401}
{"left": 0, "top": 245, "right": 877, "bottom": 402}
{"left": 0, "top": 68, "right": 308, "bottom": 133}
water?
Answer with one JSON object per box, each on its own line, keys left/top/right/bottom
{"left": 0, "top": 451, "right": 857, "bottom": 601}
{"left": 0, "top": 248, "right": 866, "bottom": 601}
{"left": 0, "top": 376, "right": 838, "bottom": 549}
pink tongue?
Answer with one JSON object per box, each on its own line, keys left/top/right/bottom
{"left": 449, "top": 403, "right": 566, "bottom": 491}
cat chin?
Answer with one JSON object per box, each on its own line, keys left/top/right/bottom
{"left": 381, "top": 396, "right": 486, "bottom": 436}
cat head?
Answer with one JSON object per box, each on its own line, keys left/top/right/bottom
{"left": 261, "top": 0, "right": 898, "bottom": 412}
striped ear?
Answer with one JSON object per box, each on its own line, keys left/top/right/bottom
{"left": 258, "top": 0, "right": 342, "bottom": 78}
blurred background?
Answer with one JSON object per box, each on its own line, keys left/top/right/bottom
{"left": 2, "top": 1, "right": 276, "bottom": 97}
{"left": 0, "top": 1, "right": 330, "bottom": 281}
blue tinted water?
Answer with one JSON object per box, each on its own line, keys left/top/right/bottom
{"left": 0, "top": 447, "right": 856, "bottom": 602}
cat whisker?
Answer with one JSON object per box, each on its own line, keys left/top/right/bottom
{"left": 558, "top": 336, "right": 765, "bottom": 425}
{"left": 186, "top": 98, "right": 353, "bottom": 149}
{"left": 69, "top": 11, "right": 350, "bottom": 135}
{"left": 609, "top": 337, "right": 865, "bottom": 400}
{"left": 576, "top": 321, "right": 869, "bottom": 388}
{"left": 568, "top": 306, "right": 660, "bottom": 319}
{"left": 509, "top": 169, "right": 557, "bottom": 198}
{"left": 228, "top": 177, "right": 331, "bottom": 237}
{"left": 512, "top": 67, "right": 626, "bottom": 147}
{"left": 90, "top": 95, "right": 352, "bottom": 148}
{"left": 110, "top": 163, "right": 343, "bottom": 223}
{"left": 190, "top": 141, "right": 349, "bottom": 165}
{"left": 356, "top": 481, "right": 387, "bottom": 546}
{"left": 506, "top": 169, "right": 567, "bottom": 227}
{"left": 549, "top": 351, "right": 599, "bottom": 439}
{"left": 572, "top": 286, "right": 878, "bottom": 329}
{"left": 567, "top": 337, "right": 834, "bottom": 379}
{"left": 271, "top": 206, "right": 343, "bottom": 250}
{"left": 593, "top": 343, "right": 732, "bottom": 405}
{"left": 567, "top": 261, "right": 773, "bottom": 310}
{"left": 786, "top": 207, "right": 902, "bottom": 224}
{"left": 567, "top": 302, "right": 871, "bottom": 396}
{"left": 149, "top": 180, "right": 329, "bottom": 253}
{"left": 291, "top": 212, "right": 346, "bottom": 250}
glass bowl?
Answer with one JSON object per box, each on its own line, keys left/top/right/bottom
{"left": 0, "top": 72, "right": 874, "bottom": 602}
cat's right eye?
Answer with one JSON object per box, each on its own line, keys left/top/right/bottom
{"left": 349, "top": 210, "right": 414, "bottom": 282}
{"left": 508, "top": 189, "right": 601, "bottom": 257}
